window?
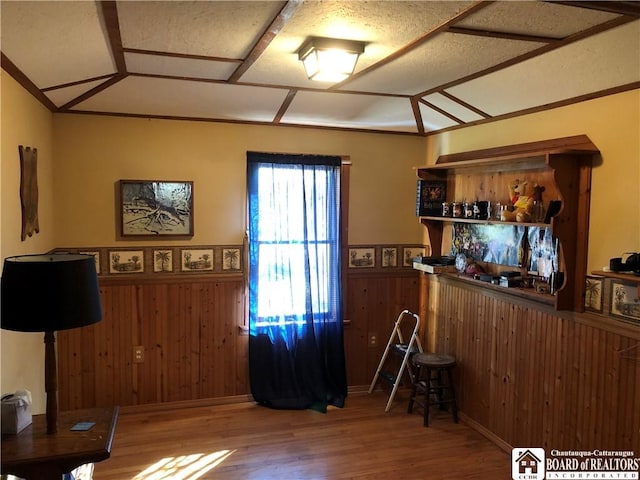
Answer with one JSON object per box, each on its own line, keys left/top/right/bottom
{"left": 246, "top": 151, "right": 349, "bottom": 410}
{"left": 253, "top": 165, "right": 335, "bottom": 323}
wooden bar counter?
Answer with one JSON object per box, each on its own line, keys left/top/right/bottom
{"left": 1, "top": 406, "right": 118, "bottom": 480}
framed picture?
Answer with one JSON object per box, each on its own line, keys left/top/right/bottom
{"left": 119, "top": 180, "right": 193, "bottom": 236}
{"left": 381, "top": 247, "right": 397, "bottom": 268}
{"left": 222, "top": 248, "right": 242, "bottom": 271}
{"left": 181, "top": 249, "right": 214, "bottom": 272}
{"left": 416, "top": 179, "right": 446, "bottom": 217}
{"left": 584, "top": 275, "right": 603, "bottom": 313}
{"left": 109, "top": 250, "right": 144, "bottom": 274}
{"left": 610, "top": 280, "right": 640, "bottom": 324}
{"left": 348, "top": 248, "right": 375, "bottom": 268}
{"left": 153, "top": 249, "right": 173, "bottom": 272}
{"left": 402, "top": 247, "right": 426, "bottom": 267}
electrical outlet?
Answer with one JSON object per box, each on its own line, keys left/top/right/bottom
{"left": 368, "top": 333, "right": 377, "bottom": 347}
{"left": 133, "top": 345, "right": 144, "bottom": 363}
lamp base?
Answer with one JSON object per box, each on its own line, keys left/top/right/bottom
{"left": 44, "top": 330, "right": 58, "bottom": 434}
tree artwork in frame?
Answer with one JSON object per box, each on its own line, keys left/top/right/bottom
{"left": 120, "top": 180, "right": 193, "bottom": 236}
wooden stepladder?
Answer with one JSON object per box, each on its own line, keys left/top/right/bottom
{"left": 368, "top": 309, "right": 423, "bottom": 412}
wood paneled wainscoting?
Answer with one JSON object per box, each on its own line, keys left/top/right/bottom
{"left": 57, "top": 270, "right": 421, "bottom": 410}
{"left": 421, "top": 273, "right": 640, "bottom": 453}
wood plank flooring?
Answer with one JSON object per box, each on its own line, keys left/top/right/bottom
{"left": 94, "top": 391, "right": 510, "bottom": 479}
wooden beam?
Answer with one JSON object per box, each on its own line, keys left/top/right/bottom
{"left": 273, "top": 89, "right": 298, "bottom": 123}
{"left": 447, "top": 26, "right": 559, "bottom": 43}
{"left": 1, "top": 53, "right": 57, "bottom": 111}
{"left": 227, "top": 0, "right": 303, "bottom": 83}
{"left": 333, "top": 1, "right": 493, "bottom": 90}
{"left": 100, "top": 1, "right": 127, "bottom": 74}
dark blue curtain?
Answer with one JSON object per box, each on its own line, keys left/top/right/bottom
{"left": 247, "top": 151, "right": 347, "bottom": 411}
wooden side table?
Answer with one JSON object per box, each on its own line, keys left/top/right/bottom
{"left": 1, "top": 406, "right": 119, "bottom": 480}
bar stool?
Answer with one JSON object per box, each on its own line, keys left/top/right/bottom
{"left": 407, "top": 352, "right": 458, "bottom": 426}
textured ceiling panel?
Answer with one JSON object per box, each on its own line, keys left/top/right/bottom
{"left": 125, "top": 52, "right": 239, "bottom": 80}
{"left": 419, "top": 103, "right": 459, "bottom": 131}
{"left": 118, "top": 0, "right": 285, "bottom": 58}
{"left": 344, "top": 33, "right": 544, "bottom": 95}
{"left": 457, "top": 1, "right": 619, "bottom": 37}
{"left": 282, "top": 91, "right": 418, "bottom": 132}
{"left": 1, "top": 1, "right": 637, "bottom": 135}
{"left": 0, "top": 1, "right": 114, "bottom": 88}
{"left": 44, "top": 79, "right": 113, "bottom": 108}
{"left": 421, "top": 93, "right": 485, "bottom": 123}
{"left": 240, "top": 1, "right": 475, "bottom": 87}
{"left": 447, "top": 20, "right": 640, "bottom": 117}
{"left": 72, "top": 76, "right": 289, "bottom": 122}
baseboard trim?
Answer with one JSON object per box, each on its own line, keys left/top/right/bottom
{"left": 120, "top": 388, "right": 371, "bottom": 415}
{"left": 459, "top": 412, "right": 513, "bottom": 454}
{"left": 120, "top": 394, "right": 255, "bottom": 414}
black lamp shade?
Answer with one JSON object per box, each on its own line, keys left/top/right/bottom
{"left": 1, "top": 254, "right": 102, "bottom": 332}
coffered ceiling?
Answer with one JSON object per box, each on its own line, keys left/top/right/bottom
{"left": 1, "top": 1, "right": 639, "bottom": 135}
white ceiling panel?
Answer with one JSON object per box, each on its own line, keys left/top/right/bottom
{"left": 125, "top": 52, "right": 239, "bottom": 81}
{"left": 0, "top": 1, "right": 114, "bottom": 88}
{"left": 283, "top": 92, "right": 418, "bottom": 132}
{"left": 419, "top": 103, "right": 459, "bottom": 132}
{"left": 2, "top": 1, "right": 638, "bottom": 135}
{"left": 447, "top": 20, "right": 640, "bottom": 117}
{"left": 117, "top": 1, "right": 284, "bottom": 59}
{"left": 343, "top": 33, "right": 545, "bottom": 95}
{"left": 71, "top": 76, "right": 289, "bottom": 122}
{"left": 457, "top": 1, "right": 619, "bottom": 38}
{"left": 44, "top": 79, "right": 114, "bottom": 108}
{"left": 421, "top": 93, "right": 485, "bottom": 123}
{"left": 240, "top": 1, "right": 475, "bottom": 87}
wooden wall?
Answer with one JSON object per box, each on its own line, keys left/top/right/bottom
{"left": 57, "top": 270, "right": 421, "bottom": 410}
{"left": 424, "top": 274, "right": 640, "bottom": 452}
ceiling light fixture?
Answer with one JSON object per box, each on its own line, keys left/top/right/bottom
{"left": 298, "top": 37, "right": 365, "bottom": 83}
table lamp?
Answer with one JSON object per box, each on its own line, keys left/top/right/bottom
{"left": 1, "top": 253, "right": 102, "bottom": 434}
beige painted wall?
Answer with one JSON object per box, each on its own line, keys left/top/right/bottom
{"left": 425, "top": 89, "right": 640, "bottom": 273}
{"left": 4, "top": 70, "right": 638, "bottom": 413}
{"left": 1, "top": 72, "right": 56, "bottom": 414}
{"left": 52, "top": 115, "right": 426, "bottom": 247}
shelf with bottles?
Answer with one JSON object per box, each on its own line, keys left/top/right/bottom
{"left": 415, "top": 135, "right": 600, "bottom": 312}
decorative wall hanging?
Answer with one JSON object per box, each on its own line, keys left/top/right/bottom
{"left": 109, "top": 250, "right": 144, "bottom": 274}
{"left": 181, "top": 249, "right": 214, "bottom": 272}
{"left": 610, "top": 280, "right": 640, "bottom": 324}
{"left": 451, "top": 223, "right": 525, "bottom": 268}
{"left": 584, "top": 275, "right": 604, "bottom": 313}
{"left": 348, "top": 248, "right": 375, "bottom": 268}
{"left": 153, "top": 249, "right": 173, "bottom": 272}
{"left": 119, "top": 180, "right": 193, "bottom": 236}
{"left": 19, "top": 145, "right": 39, "bottom": 240}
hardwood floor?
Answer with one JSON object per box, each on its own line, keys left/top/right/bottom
{"left": 94, "top": 391, "right": 511, "bottom": 479}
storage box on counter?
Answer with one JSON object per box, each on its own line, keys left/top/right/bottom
{"left": 1, "top": 390, "right": 32, "bottom": 434}
{"left": 412, "top": 256, "right": 457, "bottom": 274}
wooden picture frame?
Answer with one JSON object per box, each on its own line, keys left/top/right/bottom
{"left": 181, "top": 249, "right": 214, "bottom": 272}
{"left": 119, "top": 180, "right": 193, "bottom": 236}
{"left": 109, "top": 250, "right": 144, "bottom": 274}
{"left": 348, "top": 248, "right": 375, "bottom": 268}
{"left": 609, "top": 280, "right": 640, "bottom": 324}
{"left": 584, "top": 275, "right": 603, "bottom": 313}
{"left": 153, "top": 249, "right": 174, "bottom": 272}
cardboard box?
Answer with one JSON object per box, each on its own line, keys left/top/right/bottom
{"left": 1, "top": 392, "right": 32, "bottom": 434}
